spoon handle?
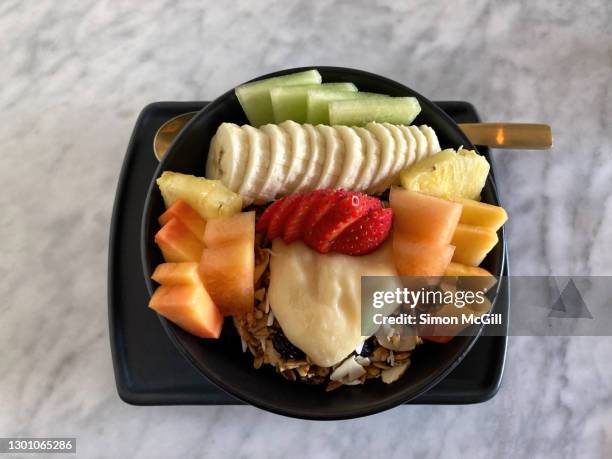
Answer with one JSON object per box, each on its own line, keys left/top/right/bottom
{"left": 458, "top": 123, "right": 552, "bottom": 149}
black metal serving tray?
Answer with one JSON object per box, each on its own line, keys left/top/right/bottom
{"left": 108, "top": 101, "right": 509, "bottom": 406}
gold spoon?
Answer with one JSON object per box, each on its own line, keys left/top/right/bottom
{"left": 153, "top": 113, "right": 552, "bottom": 161}
{"left": 458, "top": 123, "right": 552, "bottom": 149}
{"left": 153, "top": 111, "right": 198, "bottom": 161}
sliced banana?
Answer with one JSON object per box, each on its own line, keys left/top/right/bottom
{"left": 208, "top": 121, "right": 442, "bottom": 202}
{"left": 294, "top": 124, "right": 325, "bottom": 192}
{"left": 353, "top": 127, "right": 380, "bottom": 192}
{"left": 205, "top": 122, "right": 248, "bottom": 192}
{"left": 335, "top": 126, "right": 364, "bottom": 190}
{"left": 409, "top": 125, "right": 428, "bottom": 162}
{"left": 279, "top": 120, "right": 308, "bottom": 194}
{"left": 259, "top": 124, "right": 290, "bottom": 200}
{"left": 398, "top": 125, "right": 417, "bottom": 170}
{"left": 315, "top": 125, "right": 343, "bottom": 189}
{"left": 419, "top": 125, "right": 441, "bottom": 156}
{"left": 366, "top": 122, "right": 395, "bottom": 194}
{"left": 383, "top": 123, "right": 408, "bottom": 188}
{"left": 239, "top": 125, "right": 270, "bottom": 205}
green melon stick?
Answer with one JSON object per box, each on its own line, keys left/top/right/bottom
{"left": 306, "top": 90, "right": 388, "bottom": 125}
{"left": 271, "top": 82, "right": 357, "bottom": 124}
{"left": 235, "top": 70, "right": 322, "bottom": 127}
{"left": 329, "top": 97, "right": 421, "bottom": 126}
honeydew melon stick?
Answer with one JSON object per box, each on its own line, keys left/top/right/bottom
{"left": 329, "top": 97, "right": 421, "bottom": 126}
{"left": 306, "top": 91, "right": 387, "bottom": 125}
{"left": 235, "top": 70, "right": 322, "bottom": 127}
{"left": 271, "top": 82, "right": 357, "bottom": 124}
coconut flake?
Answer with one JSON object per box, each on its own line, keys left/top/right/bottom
{"left": 330, "top": 356, "right": 367, "bottom": 384}
{"left": 381, "top": 361, "right": 410, "bottom": 384}
{"left": 354, "top": 341, "right": 365, "bottom": 355}
{"left": 377, "top": 333, "right": 418, "bottom": 352}
{"left": 382, "top": 324, "right": 396, "bottom": 338}
{"left": 240, "top": 337, "right": 248, "bottom": 353}
{"left": 266, "top": 309, "right": 275, "bottom": 327}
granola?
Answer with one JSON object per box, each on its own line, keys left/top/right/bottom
{"left": 232, "top": 243, "right": 422, "bottom": 390}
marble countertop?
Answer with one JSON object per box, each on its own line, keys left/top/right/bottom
{"left": 1, "top": 0, "right": 611, "bottom": 457}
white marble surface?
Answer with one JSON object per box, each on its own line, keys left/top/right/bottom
{"left": 1, "top": 0, "right": 611, "bottom": 457}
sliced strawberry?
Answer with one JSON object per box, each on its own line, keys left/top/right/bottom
{"left": 255, "top": 198, "right": 285, "bottom": 234}
{"left": 332, "top": 207, "right": 393, "bottom": 256}
{"left": 301, "top": 189, "right": 343, "bottom": 239}
{"left": 364, "top": 196, "right": 383, "bottom": 212}
{"left": 283, "top": 190, "right": 325, "bottom": 244}
{"left": 305, "top": 191, "right": 374, "bottom": 253}
{"left": 267, "top": 193, "right": 304, "bottom": 241}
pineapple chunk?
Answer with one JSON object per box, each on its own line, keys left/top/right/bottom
{"left": 400, "top": 149, "right": 490, "bottom": 200}
{"left": 157, "top": 171, "right": 242, "bottom": 220}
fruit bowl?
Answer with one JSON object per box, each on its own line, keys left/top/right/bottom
{"left": 141, "top": 67, "right": 505, "bottom": 420}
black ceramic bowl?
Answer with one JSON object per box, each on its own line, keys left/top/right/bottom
{"left": 141, "top": 67, "right": 505, "bottom": 420}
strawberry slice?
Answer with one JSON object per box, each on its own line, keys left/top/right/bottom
{"left": 332, "top": 207, "right": 393, "bottom": 255}
{"left": 256, "top": 198, "right": 285, "bottom": 234}
{"left": 267, "top": 193, "right": 304, "bottom": 241}
{"left": 301, "top": 189, "right": 343, "bottom": 239}
{"left": 363, "top": 195, "right": 383, "bottom": 212}
{"left": 283, "top": 190, "right": 326, "bottom": 244}
{"left": 305, "top": 191, "right": 375, "bottom": 253}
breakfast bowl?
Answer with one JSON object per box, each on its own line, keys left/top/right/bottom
{"left": 141, "top": 66, "right": 505, "bottom": 420}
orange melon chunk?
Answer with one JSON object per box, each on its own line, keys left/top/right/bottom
{"left": 444, "top": 262, "right": 493, "bottom": 277}
{"left": 159, "top": 199, "right": 207, "bottom": 241}
{"left": 152, "top": 262, "right": 202, "bottom": 285}
{"left": 451, "top": 224, "right": 498, "bottom": 266}
{"left": 454, "top": 198, "right": 507, "bottom": 231}
{"left": 203, "top": 211, "right": 255, "bottom": 247}
{"left": 444, "top": 262, "right": 497, "bottom": 294}
{"left": 393, "top": 238, "right": 455, "bottom": 277}
{"left": 199, "top": 238, "right": 254, "bottom": 316}
{"left": 155, "top": 218, "right": 205, "bottom": 262}
{"left": 149, "top": 283, "right": 223, "bottom": 338}
{"left": 390, "top": 188, "right": 462, "bottom": 245}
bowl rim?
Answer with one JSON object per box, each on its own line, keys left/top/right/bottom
{"left": 140, "top": 66, "right": 506, "bottom": 419}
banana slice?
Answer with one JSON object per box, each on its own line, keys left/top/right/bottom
{"left": 279, "top": 120, "right": 308, "bottom": 194}
{"left": 206, "top": 123, "right": 248, "bottom": 192}
{"left": 353, "top": 127, "right": 380, "bottom": 192}
{"left": 398, "top": 125, "right": 417, "bottom": 170}
{"left": 315, "top": 125, "right": 343, "bottom": 189}
{"left": 239, "top": 125, "right": 271, "bottom": 205}
{"left": 259, "top": 124, "right": 290, "bottom": 200}
{"left": 335, "top": 126, "right": 364, "bottom": 190}
{"left": 383, "top": 123, "right": 408, "bottom": 188}
{"left": 294, "top": 124, "right": 325, "bottom": 192}
{"left": 419, "top": 125, "right": 441, "bottom": 156}
{"left": 409, "top": 125, "right": 428, "bottom": 162}
{"left": 366, "top": 122, "right": 395, "bottom": 194}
